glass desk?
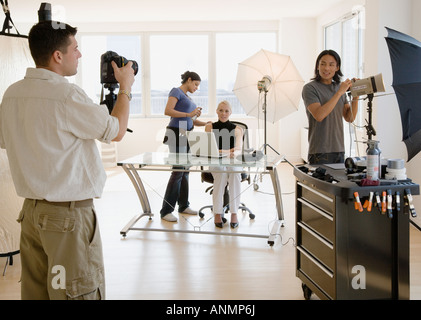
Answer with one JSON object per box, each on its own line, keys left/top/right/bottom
{"left": 117, "top": 152, "right": 286, "bottom": 246}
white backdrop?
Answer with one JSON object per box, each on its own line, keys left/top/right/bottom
{"left": 0, "top": 34, "right": 34, "bottom": 255}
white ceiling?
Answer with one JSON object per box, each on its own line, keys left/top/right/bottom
{"left": 8, "top": 0, "right": 346, "bottom": 24}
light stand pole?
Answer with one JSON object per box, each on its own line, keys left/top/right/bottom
{"left": 257, "top": 76, "right": 280, "bottom": 156}
{"left": 262, "top": 87, "right": 268, "bottom": 155}
{"left": 365, "top": 93, "right": 376, "bottom": 140}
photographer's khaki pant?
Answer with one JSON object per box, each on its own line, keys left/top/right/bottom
{"left": 18, "top": 199, "right": 105, "bottom": 300}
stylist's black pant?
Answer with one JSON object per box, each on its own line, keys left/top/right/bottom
{"left": 160, "top": 128, "right": 190, "bottom": 217}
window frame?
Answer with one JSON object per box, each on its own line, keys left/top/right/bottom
{"left": 323, "top": 9, "right": 365, "bottom": 157}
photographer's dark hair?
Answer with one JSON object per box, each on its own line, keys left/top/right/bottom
{"left": 28, "top": 21, "right": 77, "bottom": 67}
{"left": 181, "top": 71, "right": 201, "bottom": 84}
{"left": 312, "top": 49, "right": 343, "bottom": 84}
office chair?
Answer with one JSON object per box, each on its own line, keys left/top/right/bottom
{"left": 198, "top": 121, "right": 255, "bottom": 221}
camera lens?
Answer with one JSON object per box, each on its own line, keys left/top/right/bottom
{"left": 130, "top": 60, "right": 139, "bottom": 75}
{"left": 101, "top": 51, "right": 138, "bottom": 84}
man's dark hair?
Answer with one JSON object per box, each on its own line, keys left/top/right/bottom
{"left": 311, "top": 49, "right": 343, "bottom": 84}
{"left": 28, "top": 21, "right": 77, "bottom": 67}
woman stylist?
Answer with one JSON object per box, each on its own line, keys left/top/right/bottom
{"left": 160, "top": 71, "right": 208, "bottom": 222}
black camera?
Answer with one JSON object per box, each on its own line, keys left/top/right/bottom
{"left": 100, "top": 51, "right": 138, "bottom": 85}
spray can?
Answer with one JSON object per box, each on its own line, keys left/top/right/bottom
{"left": 366, "top": 140, "right": 381, "bottom": 181}
{"left": 191, "top": 107, "right": 202, "bottom": 121}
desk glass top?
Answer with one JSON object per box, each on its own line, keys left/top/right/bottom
{"left": 118, "top": 152, "right": 284, "bottom": 170}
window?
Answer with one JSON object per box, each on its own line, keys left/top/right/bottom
{"left": 325, "top": 10, "right": 365, "bottom": 123}
{"left": 325, "top": 12, "right": 364, "bottom": 77}
{"left": 80, "top": 35, "right": 142, "bottom": 113}
{"left": 215, "top": 33, "right": 277, "bottom": 115}
{"left": 80, "top": 30, "right": 277, "bottom": 117}
{"left": 324, "top": 9, "right": 365, "bottom": 156}
{"left": 150, "top": 35, "right": 209, "bottom": 115}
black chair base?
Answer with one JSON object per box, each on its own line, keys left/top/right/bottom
{"left": 198, "top": 203, "right": 255, "bottom": 220}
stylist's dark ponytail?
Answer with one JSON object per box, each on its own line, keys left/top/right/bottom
{"left": 181, "top": 71, "right": 201, "bottom": 84}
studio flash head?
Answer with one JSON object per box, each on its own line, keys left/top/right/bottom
{"left": 38, "top": 2, "right": 52, "bottom": 22}
{"left": 100, "top": 51, "right": 139, "bottom": 85}
{"left": 257, "top": 75, "right": 272, "bottom": 92}
{"left": 350, "top": 73, "right": 386, "bottom": 97}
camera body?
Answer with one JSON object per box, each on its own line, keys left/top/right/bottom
{"left": 100, "top": 51, "right": 138, "bottom": 85}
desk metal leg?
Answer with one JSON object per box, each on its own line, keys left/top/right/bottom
{"left": 120, "top": 164, "right": 153, "bottom": 237}
{"left": 267, "top": 165, "right": 285, "bottom": 246}
{"left": 119, "top": 162, "right": 285, "bottom": 246}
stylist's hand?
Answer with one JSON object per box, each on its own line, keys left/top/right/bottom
{"left": 111, "top": 61, "right": 135, "bottom": 90}
{"left": 189, "top": 107, "right": 202, "bottom": 118}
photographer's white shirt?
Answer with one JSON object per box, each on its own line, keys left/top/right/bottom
{"left": 0, "top": 68, "right": 119, "bottom": 201}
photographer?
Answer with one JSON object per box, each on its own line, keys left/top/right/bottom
{"left": 0, "top": 21, "right": 134, "bottom": 299}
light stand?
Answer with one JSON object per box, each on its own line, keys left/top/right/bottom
{"left": 257, "top": 76, "right": 280, "bottom": 156}
{"left": 100, "top": 83, "right": 133, "bottom": 133}
{"left": 360, "top": 93, "right": 382, "bottom": 181}
{"left": 365, "top": 93, "right": 376, "bottom": 140}
{"left": 101, "top": 83, "right": 118, "bottom": 114}
{"left": 363, "top": 93, "right": 380, "bottom": 153}
{"left": 253, "top": 77, "right": 282, "bottom": 192}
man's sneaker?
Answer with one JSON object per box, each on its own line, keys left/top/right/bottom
{"left": 179, "top": 207, "right": 197, "bottom": 215}
{"left": 161, "top": 213, "right": 178, "bottom": 222}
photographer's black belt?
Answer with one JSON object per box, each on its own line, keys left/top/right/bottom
{"left": 30, "top": 199, "right": 94, "bottom": 208}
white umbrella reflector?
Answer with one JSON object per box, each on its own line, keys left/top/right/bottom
{"left": 233, "top": 49, "right": 304, "bottom": 124}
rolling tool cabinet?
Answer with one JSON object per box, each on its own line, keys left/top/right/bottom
{"left": 293, "top": 165, "right": 419, "bottom": 300}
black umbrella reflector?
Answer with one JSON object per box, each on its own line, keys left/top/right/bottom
{"left": 386, "top": 27, "right": 421, "bottom": 161}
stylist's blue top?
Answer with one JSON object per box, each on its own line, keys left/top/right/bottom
{"left": 167, "top": 87, "right": 197, "bottom": 131}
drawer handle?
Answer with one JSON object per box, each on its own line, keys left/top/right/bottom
{"left": 298, "top": 182, "right": 334, "bottom": 203}
{"left": 298, "top": 198, "right": 334, "bottom": 222}
{"left": 297, "top": 246, "right": 334, "bottom": 278}
{"left": 297, "top": 221, "right": 334, "bottom": 249}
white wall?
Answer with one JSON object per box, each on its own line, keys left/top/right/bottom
{"left": 365, "top": 0, "right": 409, "bottom": 160}
{"left": 277, "top": 18, "right": 316, "bottom": 162}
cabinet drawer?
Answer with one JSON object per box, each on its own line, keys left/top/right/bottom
{"left": 298, "top": 198, "right": 334, "bottom": 242}
{"left": 297, "top": 247, "right": 335, "bottom": 299}
{"left": 298, "top": 222, "right": 334, "bottom": 270}
{"left": 298, "top": 182, "right": 334, "bottom": 214}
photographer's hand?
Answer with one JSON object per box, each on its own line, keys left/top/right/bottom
{"left": 110, "top": 61, "right": 135, "bottom": 141}
{"left": 112, "top": 61, "right": 135, "bottom": 90}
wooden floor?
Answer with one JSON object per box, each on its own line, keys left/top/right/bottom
{"left": 1, "top": 162, "right": 421, "bottom": 300}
